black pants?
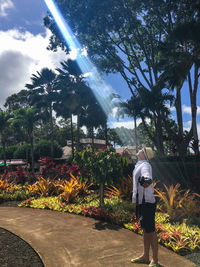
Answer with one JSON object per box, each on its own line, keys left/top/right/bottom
{"left": 137, "top": 202, "right": 156, "bottom": 233}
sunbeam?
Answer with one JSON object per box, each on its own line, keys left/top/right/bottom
{"left": 44, "top": 0, "right": 136, "bottom": 148}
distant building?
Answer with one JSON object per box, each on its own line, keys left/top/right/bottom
{"left": 115, "top": 146, "right": 137, "bottom": 162}
{"left": 67, "top": 138, "right": 108, "bottom": 152}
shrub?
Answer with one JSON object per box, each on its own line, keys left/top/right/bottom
{"left": 0, "top": 177, "right": 15, "bottom": 193}
{"left": 105, "top": 175, "right": 132, "bottom": 201}
{"left": 13, "top": 144, "right": 30, "bottom": 160}
{"left": 34, "top": 140, "right": 63, "bottom": 160}
{"left": 73, "top": 148, "right": 128, "bottom": 206}
{"left": 39, "top": 157, "right": 82, "bottom": 180}
{"left": 154, "top": 183, "right": 200, "bottom": 222}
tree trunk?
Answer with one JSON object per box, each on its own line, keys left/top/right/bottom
{"left": 70, "top": 114, "right": 74, "bottom": 160}
{"left": 2, "top": 140, "right": 6, "bottom": 170}
{"left": 134, "top": 115, "right": 138, "bottom": 152}
{"left": 105, "top": 121, "right": 108, "bottom": 147}
{"left": 175, "top": 85, "right": 184, "bottom": 137}
{"left": 175, "top": 84, "right": 185, "bottom": 156}
{"left": 155, "top": 112, "right": 164, "bottom": 156}
{"left": 188, "top": 67, "right": 199, "bottom": 155}
{"left": 91, "top": 126, "right": 94, "bottom": 152}
{"left": 30, "top": 134, "right": 34, "bottom": 173}
{"left": 76, "top": 111, "right": 80, "bottom": 151}
{"left": 50, "top": 102, "right": 54, "bottom": 160}
{"left": 99, "top": 181, "right": 104, "bottom": 206}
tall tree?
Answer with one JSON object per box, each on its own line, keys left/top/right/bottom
{"left": 0, "top": 110, "right": 12, "bottom": 168}
{"left": 117, "top": 94, "right": 144, "bottom": 152}
{"left": 44, "top": 0, "right": 200, "bottom": 156}
{"left": 56, "top": 59, "right": 92, "bottom": 152}
{"left": 43, "top": 0, "right": 177, "bottom": 156}
{"left": 4, "top": 89, "right": 32, "bottom": 112}
{"left": 157, "top": 1, "right": 200, "bottom": 155}
{"left": 13, "top": 108, "right": 40, "bottom": 173}
{"left": 26, "top": 68, "right": 57, "bottom": 160}
{"left": 80, "top": 99, "right": 107, "bottom": 151}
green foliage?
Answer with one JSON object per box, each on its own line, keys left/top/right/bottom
{"left": 0, "top": 145, "right": 18, "bottom": 160}
{"left": 73, "top": 147, "right": 127, "bottom": 184}
{"left": 13, "top": 143, "right": 30, "bottom": 160}
{"left": 105, "top": 175, "right": 132, "bottom": 201}
{"left": 154, "top": 183, "right": 200, "bottom": 223}
{"left": 2, "top": 140, "right": 63, "bottom": 161}
{"left": 0, "top": 190, "right": 27, "bottom": 202}
{"left": 34, "top": 139, "right": 63, "bottom": 160}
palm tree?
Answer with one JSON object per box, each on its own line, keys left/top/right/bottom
{"left": 53, "top": 93, "right": 78, "bottom": 159}
{"left": 137, "top": 85, "right": 174, "bottom": 156}
{"left": 25, "top": 68, "right": 57, "bottom": 160}
{"left": 0, "top": 110, "right": 12, "bottom": 169}
{"left": 80, "top": 99, "right": 107, "bottom": 151}
{"left": 117, "top": 94, "right": 144, "bottom": 152}
{"left": 56, "top": 59, "right": 92, "bottom": 151}
{"left": 13, "top": 108, "right": 40, "bottom": 173}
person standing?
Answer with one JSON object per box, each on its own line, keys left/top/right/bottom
{"left": 131, "top": 146, "right": 159, "bottom": 267}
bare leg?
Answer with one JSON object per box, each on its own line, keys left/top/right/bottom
{"left": 149, "top": 232, "right": 158, "bottom": 264}
{"left": 140, "top": 231, "right": 158, "bottom": 264}
{"left": 143, "top": 230, "right": 151, "bottom": 260}
{"left": 137, "top": 229, "right": 150, "bottom": 261}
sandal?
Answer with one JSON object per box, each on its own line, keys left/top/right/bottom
{"left": 149, "top": 263, "right": 161, "bottom": 267}
{"left": 130, "top": 257, "right": 150, "bottom": 264}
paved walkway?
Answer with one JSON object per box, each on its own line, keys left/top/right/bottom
{"left": 0, "top": 207, "right": 197, "bottom": 267}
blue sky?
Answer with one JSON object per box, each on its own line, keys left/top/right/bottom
{"left": 0, "top": 0, "right": 199, "bottom": 137}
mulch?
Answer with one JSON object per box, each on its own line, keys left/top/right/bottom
{"left": 0, "top": 201, "right": 44, "bottom": 267}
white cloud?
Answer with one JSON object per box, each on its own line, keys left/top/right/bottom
{"left": 165, "top": 103, "right": 176, "bottom": 112}
{"left": 110, "top": 118, "right": 142, "bottom": 129}
{"left": 182, "top": 104, "right": 200, "bottom": 115}
{"left": 183, "top": 120, "right": 192, "bottom": 132}
{"left": 166, "top": 104, "right": 200, "bottom": 116}
{"left": 182, "top": 104, "right": 191, "bottom": 115}
{"left": 0, "top": 0, "right": 14, "bottom": 17}
{"left": 0, "top": 28, "right": 68, "bottom": 107}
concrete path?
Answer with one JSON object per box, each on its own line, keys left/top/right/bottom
{"left": 0, "top": 207, "right": 197, "bottom": 267}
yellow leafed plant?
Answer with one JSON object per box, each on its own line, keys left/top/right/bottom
{"left": 34, "top": 176, "right": 54, "bottom": 197}
{"left": 0, "top": 178, "right": 15, "bottom": 193}
{"left": 59, "top": 174, "right": 80, "bottom": 203}
{"left": 154, "top": 183, "right": 200, "bottom": 222}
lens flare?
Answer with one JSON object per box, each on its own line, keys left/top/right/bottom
{"left": 44, "top": 0, "right": 135, "bottom": 148}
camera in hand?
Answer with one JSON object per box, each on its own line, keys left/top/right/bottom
{"left": 138, "top": 176, "right": 152, "bottom": 186}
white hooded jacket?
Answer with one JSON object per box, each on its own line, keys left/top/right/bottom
{"left": 132, "top": 160, "right": 155, "bottom": 204}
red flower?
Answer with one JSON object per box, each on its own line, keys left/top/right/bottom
{"left": 160, "top": 232, "right": 170, "bottom": 241}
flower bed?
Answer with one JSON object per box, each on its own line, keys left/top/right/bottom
{"left": 0, "top": 161, "right": 200, "bottom": 260}
{"left": 18, "top": 194, "right": 200, "bottom": 256}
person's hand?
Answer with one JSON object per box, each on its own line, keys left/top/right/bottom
{"left": 142, "top": 182, "right": 150, "bottom": 188}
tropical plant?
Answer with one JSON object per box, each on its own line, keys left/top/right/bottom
{"left": 0, "top": 110, "right": 13, "bottom": 168}
{"left": 55, "top": 59, "right": 92, "bottom": 154}
{"left": 116, "top": 95, "right": 144, "bottom": 152}
{"left": 26, "top": 68, "right": 58, "bottom": 159}
{"left": 0, "top": 177, "right": 15, "bottom": 193}
{"left": 33, "top": 176, "right": 54, "bottom": 197}
{"left": 105, "top": 175, "right": 133, "bottom": 201}
{"left": 58, "top": 174, "right": 92, "bottom": 203}
{"left": 154, "top": 183, "right": 200, "bottom": 222}
{"left": 12, "top": 108, "right": 41, "bottom": 173}
{"left": 73, "top": 147, "right": 127, "bottom": 206}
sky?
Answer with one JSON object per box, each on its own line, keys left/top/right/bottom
{"left": 0, "top": 0, "right": 199, "bottom": 138}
